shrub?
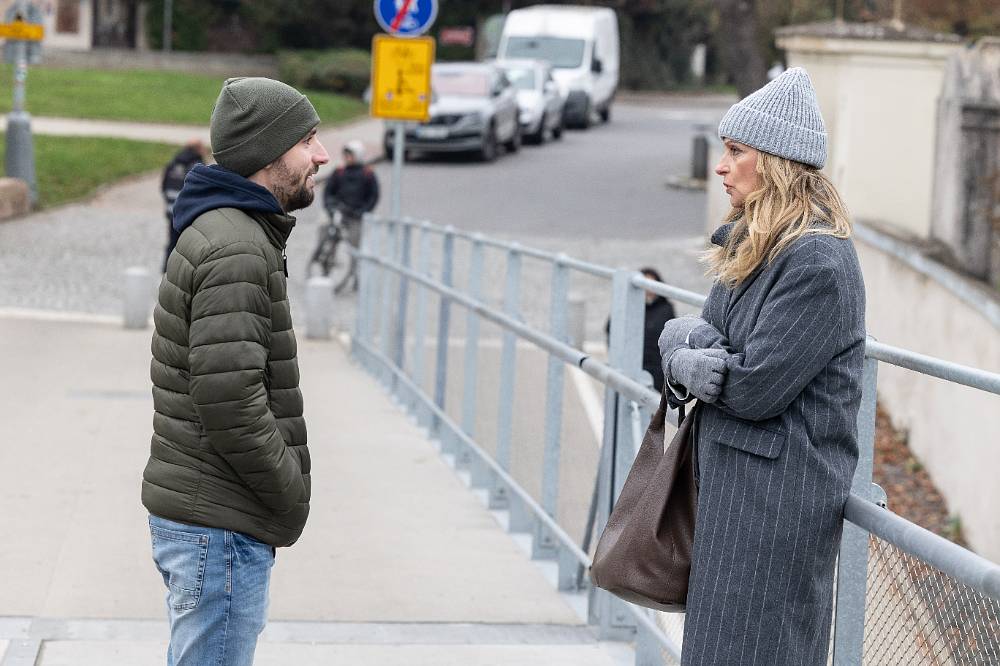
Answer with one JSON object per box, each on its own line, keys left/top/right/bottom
{"left": 278, "top": 49, "right": 370, "bottom": 97}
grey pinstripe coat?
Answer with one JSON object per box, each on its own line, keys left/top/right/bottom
{"left": 679, "top": 223, "right": 866, "bottom": 665}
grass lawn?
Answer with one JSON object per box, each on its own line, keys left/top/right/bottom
{"left": 0, "top": 67, "right": 367, "bottom": 126}
{"left": 1, "top": 132, "right": 178, "bottom": 208}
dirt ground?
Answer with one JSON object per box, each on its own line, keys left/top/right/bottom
{"left": 873, "top": 404, "right": 967, "bottom": 547}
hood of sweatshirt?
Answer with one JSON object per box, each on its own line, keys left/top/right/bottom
{"left": 171, "top": 164, "right": 283, "bottom": 235}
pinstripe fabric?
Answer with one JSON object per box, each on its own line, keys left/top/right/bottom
{"left": 679, "top": 223, "right": 866, "bottom": 665}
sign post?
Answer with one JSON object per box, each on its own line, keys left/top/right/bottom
{"left": 371, "top": 0, "right": 437, "bottom": 219}
{"left": 2, "top": 1, "right": 44, "bottom": 205}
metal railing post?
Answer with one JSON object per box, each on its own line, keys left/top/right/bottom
{"left": 462, "top": 236, "right": 489, "bottom": 483}
{"left": 410, "top": 222, "right": 432, "bottom": 427}
{"left": 832, "top": 345, "right": 879, "bottom": 665}
{"left": 534, "top": 255, "right": 570, "bottom": 560}
{"left": 358, "top": 219, "right": 384, "bottom": 373}
{"left": 353, "top": 216, "right": 373, "bottom": 356}
{"left": 635, "top": 620, "right": 666, "bottom": 666}
{"left": 377, "top": 220, "right": 398, "bottom": 386}
{"left": 433, "top": 227, "right": 456, "bottom": 448}
{"left": 588, "top": 268, "right": 645, "bottom": 640}
{"left": 493, "top": 245, "right": 523, "bottom": 516}
{"left": 393, "top": 220, "right": 413, "bottom": 374}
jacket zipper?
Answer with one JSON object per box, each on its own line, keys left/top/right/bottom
{"left": 282, "top": 252, "right": 289, "bottom": 277}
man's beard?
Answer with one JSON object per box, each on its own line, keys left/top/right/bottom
{"left": 272, "top": 158, "right": 315, "bottom": 212}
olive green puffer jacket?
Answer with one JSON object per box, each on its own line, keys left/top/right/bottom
{"left": 142, "top": 207, "right": 310, "bottom": 547}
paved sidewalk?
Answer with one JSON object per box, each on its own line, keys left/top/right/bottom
{"left": 0, "top": 313, "right": 626, "bottom": 665}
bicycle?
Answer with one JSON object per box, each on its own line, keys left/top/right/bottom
{"left": 306, "top": 204, "right": 362, "bottom": 294}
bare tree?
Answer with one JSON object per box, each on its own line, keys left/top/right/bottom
{"left": 715, "top": 0, "right": 769, "bottom": 97}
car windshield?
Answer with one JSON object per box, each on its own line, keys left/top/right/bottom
{"left": 504, "top": 67, "right": 536, "bottom": 91}
{"left": 432, "top": 70, "right": 490, "bottom": 97}
{"left": 503, "top": 36, "right": 586, "bottom": 69}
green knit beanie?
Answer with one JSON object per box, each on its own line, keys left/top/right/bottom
{"left": 210, "top": 77, "right": 320, "bottom": 177}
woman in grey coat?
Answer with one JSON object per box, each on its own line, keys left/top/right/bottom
{"left": 658, "top": 68, "right": 866, "bottom": 665}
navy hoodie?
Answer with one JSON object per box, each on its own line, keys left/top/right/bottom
{"left": 172, "top": 164, "right": 283, "bottom": 234}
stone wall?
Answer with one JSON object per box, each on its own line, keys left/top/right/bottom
{"left": 0, "top": 178, "right": 30, "bottom": 220}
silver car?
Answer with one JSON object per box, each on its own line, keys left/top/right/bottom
{"left": 497, "top": 58, "right": 565, "bottom": 144}
{"left": 384, "top": 62, "right": 521, "bottom": 162}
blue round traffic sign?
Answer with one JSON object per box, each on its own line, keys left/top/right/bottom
{"left": 374, "top": 0, "right": 437, "bottom": 37}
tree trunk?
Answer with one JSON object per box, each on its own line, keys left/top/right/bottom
{"left": 715, "top": 0, "right": 769, "bottom": 98}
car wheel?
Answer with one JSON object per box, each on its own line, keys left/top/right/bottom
{"left": 505, "top": 124, "right": 522, "bottom": 153}
{"left": 479, "top": 127, "right": 498, "bottom": 162}
{"left": 579, "top": 102, "right": 592, "bottom": 130}
{"left": 533, "top": 113, "right": 547, "bottom": 144}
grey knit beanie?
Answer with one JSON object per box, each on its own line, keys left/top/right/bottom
{"left": 210, "top": 77, "right": 320, "bottom": 177}
{"left": 718, "top": 67, "right": 827, "bottom": 169}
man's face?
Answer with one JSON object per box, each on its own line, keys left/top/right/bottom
{"left": 271, "top": 128, "right": 330, "bottom": 212}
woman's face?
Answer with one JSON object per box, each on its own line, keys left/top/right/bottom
{"left": 715, "top": 139, "right": 760, "bottom": 208}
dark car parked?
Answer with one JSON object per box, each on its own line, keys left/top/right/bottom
{"left": 384, "top": 62, "right": 521, "bottom": 162}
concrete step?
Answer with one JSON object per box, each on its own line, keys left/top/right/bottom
{"left": 1, "top": 619, "right": 629, "bottom": 666}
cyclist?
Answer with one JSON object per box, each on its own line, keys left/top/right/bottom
{"left": 316, "top": 140, "right": 379, "bottom": 291}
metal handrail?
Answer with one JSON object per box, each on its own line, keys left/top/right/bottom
{"left": 359, "top": 250, "right": 663, "bottom": 412}
{"left": 368, "top": 218, "right": 1000, "bottom": 395}
{"left": 393, "top": 218, "right": 617, "bottom": 278}
{"left": 865, "top": 339, "right": 1000, "bottom": 395}
{"left": 354, "top": 215, "right": 1000, "bottom": 665}
{"left": 357, "top": 246, "right": 1000, "bottom": 601}
{"left": 845, "top": 495, "right": 1000, "bottom": 600}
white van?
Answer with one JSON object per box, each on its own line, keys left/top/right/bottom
{"left": 497, "top": 5, "right": 619, "bottom": 129}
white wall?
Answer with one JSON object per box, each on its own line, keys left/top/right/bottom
{"left": 855, "top": 223, "right": 1000, "bottom": 561}
{"left": 778, "top": 35, "right": 961, "bottom": 240}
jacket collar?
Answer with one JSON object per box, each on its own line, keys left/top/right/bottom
{"left": 250, "top": 210, "right": 297, "bottom": 250}
{"left": 710, "top": 222, "right": 734, "bottom": 247}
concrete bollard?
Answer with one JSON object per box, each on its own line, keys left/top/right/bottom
{"left": 123, "top": 266, "right": 153, "bottom": 329}
{"left": 691, "top": 132, "right": 709, "bottom": 181}
{"left": 305, "top": 276, "right": 334, "bottom": 340}
{"left": 567, "top": 294, "right": 587, "bottom": 349}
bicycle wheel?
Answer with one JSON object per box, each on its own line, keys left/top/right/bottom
{"left": 327, "top": 236, "right": 354, "bottom": 294}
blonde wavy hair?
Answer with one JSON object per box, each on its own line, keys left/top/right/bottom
{"left": 706, "top": 150, "right": 851, "bottom": 287}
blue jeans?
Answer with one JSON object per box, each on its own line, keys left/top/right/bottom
{"left": 149, "top": 515, "right": 275, "bottom": 666}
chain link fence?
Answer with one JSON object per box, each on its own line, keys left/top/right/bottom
{"left": 865, "top": 535, "right": 1000, "bottom": 665}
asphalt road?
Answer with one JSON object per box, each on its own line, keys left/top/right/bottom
{"left": 368, "top": 97, "right": 729, "bottom": 242}
{"left": 287, "top": 97, "right": 732, "bottom": 342}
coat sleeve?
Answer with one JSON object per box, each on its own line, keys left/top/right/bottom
{"left": 364, "top": 170, "right": 380, "bottom": 212}
{"left": 188, "top": 243, "right": 305, "bottom": 514}
{"left": 688, "top": 261, "right": 843, "bottom": 421}
{"left": 323, "top": 170, "right": 340, "bottom": 211}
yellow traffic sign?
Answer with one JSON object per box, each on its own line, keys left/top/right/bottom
{"left": 370, "top": 34, "right": 435, "bottom": 122}
{"left": 0, "top": 20, "right": 44, "bottom": 41}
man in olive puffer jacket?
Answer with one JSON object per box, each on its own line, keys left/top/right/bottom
{"left": 142, "top": 77, "right": 328, "bottom": 666}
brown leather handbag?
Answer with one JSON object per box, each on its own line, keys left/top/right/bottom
{"left": 589, "top": 395, "right": 699, "bottom": 612}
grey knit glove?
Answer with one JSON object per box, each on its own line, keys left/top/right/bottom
{"left": 658, "top": 316, "right": 709, "bottom": 360}
{"left": 666, "top": 347, "right": 729, "bottom": 403}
